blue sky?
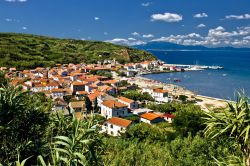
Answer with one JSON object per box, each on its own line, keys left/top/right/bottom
{"left": 1, "top": 0, "right": 250, "bottom": 47}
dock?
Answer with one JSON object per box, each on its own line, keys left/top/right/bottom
{"left": 166, "top": 64, "right": 224, "bottom": 70}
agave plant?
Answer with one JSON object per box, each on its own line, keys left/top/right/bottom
{"left": 204, "top": 92, "right": 250, "bottom": 165}
{"left": 38, "top": 114, "right": 103, "bottom": 166}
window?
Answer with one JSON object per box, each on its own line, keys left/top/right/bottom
{"left": 111, "top": 131, "right": 113, "bottom": 135}
{"left": 110, "top": 124, "right": 113, "bottom": 128}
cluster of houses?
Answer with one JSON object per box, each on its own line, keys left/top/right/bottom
{"left": 1, "top": 60, "right": 176, "bottom": 137}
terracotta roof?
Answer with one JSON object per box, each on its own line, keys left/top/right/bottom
{"left": 88, "top": 91, "right": 104, "bottom": 101}
{"left": 46, "top": 82, "right": 59, "bottom": 87}
{"left": 98, "top": 85, "right": 113, "bottom": 92}
{"left": 69, "top": 101, "right": 85, "bottom": 108}
{"left": 140, "top": 112, "right": 161, "bottom": 121}
{"left": 153, "top": 88, "right": 168, "bottom": 93}
{"left": 76, "top": 91, "right": 88, "bottom": 95}
{"left": 107, "top": 117, "right": 132, "bottom": 128}
{"left": 102, "top": 100, "right": 127, "bottom": 108}
{"left": 119, "top": 96, "right": 134, "bottom": 104}
{"left": 163, "top": 113, "right": 175, "bottom": 119}
{"left": 72, "top": 81, "right": 87, "bottom": 86}
{"left": 102, "top": 79, "right": 118, "bottom": 84}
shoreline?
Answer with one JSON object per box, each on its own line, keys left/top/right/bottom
{"left": 127, "top": 75, "right": 229, "bottom": 110}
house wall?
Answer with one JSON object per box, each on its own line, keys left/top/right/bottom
{"left": 101, "top": 105, "right": 128, "bottom": 119}
{"left": 102, "top": 123, "right": 127, "bottom": 136}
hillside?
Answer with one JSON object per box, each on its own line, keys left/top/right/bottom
{"left": 0, "top": 33, "right": 156, "bottom": 69}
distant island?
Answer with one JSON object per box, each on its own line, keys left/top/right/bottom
{"left": 0, "top": 33, "right": 156, "bottom": 70}
{"left": 135, "top": 41, "right": 250, "bottom": 51}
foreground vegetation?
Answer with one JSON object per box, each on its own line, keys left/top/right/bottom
{"left": 0, "top": 76, "right": 249, "bottom": 165}
{"left": 0, "top": 33, "right": 156, "bottom": 69}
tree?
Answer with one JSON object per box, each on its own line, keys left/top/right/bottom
{"left": 39, "top": 115, "right": 104, "bottom": 166}
{"left": 122, "top": 90, "right": 154, "bottom": 102}
{"left": 0, "top": 71, "right": 8, "bottom": 87}
{"left": 85, "top": 96, "right": 93, "bottom": 113}
{"left": 0, "top": 85, "right": 51, "bottom": 164}
{"left": 204, "top": 93, "right": 250, "bottom": 165}
{"left": 178, "top": 95, "right": 188, "bottom": 102}
{"left": 173, "top": 104, "right": 205, "bottom": 137}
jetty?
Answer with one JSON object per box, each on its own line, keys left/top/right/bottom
{"left": 166, "top": 64, "right": 224, "bottom": 70}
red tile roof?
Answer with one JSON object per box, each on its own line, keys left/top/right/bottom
{"left": 119, "top": 96, "right": 134, "bottom": 104}
{"left": 107, "top": 117, "right": 132, "bottom": 128}
{"left": 140, "top": 112, "right": 161, "bottom": 121}
{"left": 153, "top": 88, "right": 169, "bottom": 93}
{"left": 163, "top": 113, "right": 175, "bottom": 119}
{"left": 102, "top": 100, "right": 127, "bottom": 108}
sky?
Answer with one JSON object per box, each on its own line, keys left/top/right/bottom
{"left": 0, "top": 0, "right": 250, "bottom": 47}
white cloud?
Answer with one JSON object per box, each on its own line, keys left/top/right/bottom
{"left": 243, "top": 36, "right": 250, "bottom": 40}
{"left": 5, "top": 18, "right": 12, "bottom": 22}
{"left": 94, "top": 17, "right": 100, "bottom": 21}
{"left": 22, "top": 26, "right": 27, "bottom": 30}
{"left": 104, "top": 32, "right": 108, "bottom": 35}
{"left": 142, "top": 34, "right": 154, "bottom": 38}
{"left": 141, "top": 2, "right": 152, "bottom": 7}
{"left": 151, "top": 26, "right": 250, "bottom": 47}
{"left": 5, "top": 18, "right": 20, "bottom": 23}
{"left": 128, "top": 38, "right": 136, "bottom": 41}
{"left": 197, "top": 24, "right": 206, "bottom": 28}
{"left": 208, "top": 26, "right": 241, "bottom": 38}
{"left": 5, "top": 0, "right": 27, "bottom": 2}
{"left": 194, "top": 13, "right": 208, "bottom": 18}
{"left": 106, "top": 38, "right": 146, "bottom": 46}
{"left": 225, "top": 14, "right": 250, "bottom": 20}
{"left": 132, "top": 32, "right": 140, "bottom": 36}
{"left": 151, "top": 12, "right": 182, "bottom": 22}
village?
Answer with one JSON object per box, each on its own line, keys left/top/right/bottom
{"left": 1, "top": 59, "right": 226, "bottom": 137}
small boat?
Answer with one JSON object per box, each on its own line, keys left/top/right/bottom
{"left": 174, "top": 79, "right": 181, "bottom": 82}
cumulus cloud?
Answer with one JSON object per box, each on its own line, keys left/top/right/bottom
{"left": 197, "top": 24, "right": 206, "bottom": 28}
{"left": 106, "top": 38, "right": 146, "bottom": 46}
{"left": 5, "top": 18, "right": 20, "bottom": 23}
{"left": 128, "top": 38, "right": 136, "bottom": 41}
{"left": 132, "top": 32, "right": 140, "bottom": 36}
{"left": 22, "top": 26, "right": 27, "bottom": 30}
{"left": 194, "top": 13, "right": 208, "bottom": 18}
{"left": 141, "top": 2, "right": 152, "bottom": 7}
{"left": 225, "top": 14, "right": 250, "bottom": 20}
{"left": 5, "top": 0, "right": 27, "bottom": 2}
{"left": 151, "top": 26, "right": 250, "bottom": 47}
{"left": 151, "top": 12, "right": 182, "bottom": 22}
{"left": 94, "top": 17, "right": 100, "bottom": 21}
{"left": 142, "top": 34, "right": 154, "bottom": 38}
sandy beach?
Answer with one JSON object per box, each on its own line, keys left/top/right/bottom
{"left": 127, "top": 76, "right": 228, "bottom": 111}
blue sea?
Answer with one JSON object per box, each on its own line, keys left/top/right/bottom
{"left": 143, "top": 50, "right": 250, "bottom": 100}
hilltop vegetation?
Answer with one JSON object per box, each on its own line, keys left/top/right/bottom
{"left": 0, "top": 33, "right": 156, "bottom": 69}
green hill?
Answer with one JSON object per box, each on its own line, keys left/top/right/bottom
{"left": 0, "top": 33, "right": 156, "bottom": 70}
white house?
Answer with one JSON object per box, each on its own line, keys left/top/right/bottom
{"left": 102, "top": 117, "right": 132, "bottom": 136}
{"left": 140, "top": 112, "right": 164, "bottom": 124}
{"left": 50, "top": 88, "right": 65, "bottom": 98}
{"left": 142, "top": 87, "right": 171, "bottom": 103}
{"left": 118, "top": 96, "right": 139, "bottom": 110}
{"left": 163, "top": 113, "right": 175, "bottom": 123}
{"left": 101, "top": 100, "right": 128, "bottom": 119}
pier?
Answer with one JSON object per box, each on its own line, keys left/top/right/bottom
{"left": 166, "top": 64, "right": 224, "bottom": 70}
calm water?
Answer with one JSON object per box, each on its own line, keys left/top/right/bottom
{"left": 143, "top": 50, "right": 250, "bottom": 100}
